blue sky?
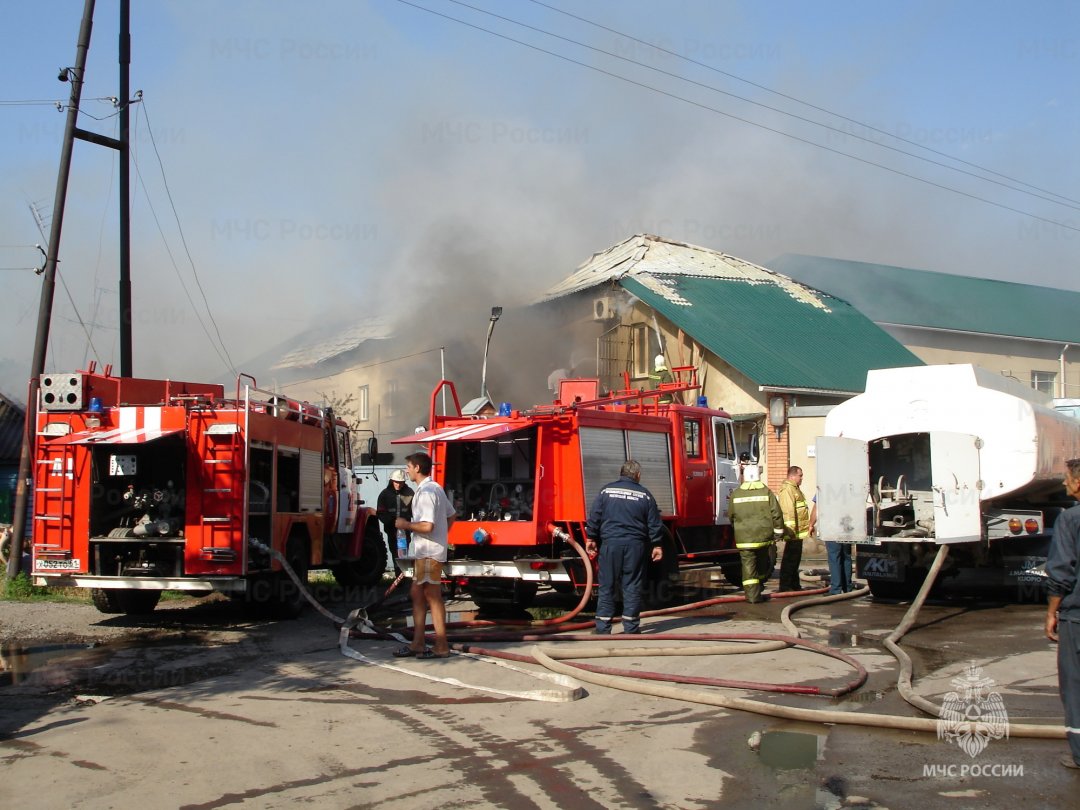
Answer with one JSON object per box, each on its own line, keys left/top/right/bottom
{"left": 0, "top": 1, "right": 1077, "bottom": 394}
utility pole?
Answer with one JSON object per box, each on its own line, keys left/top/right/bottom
{"left": 6, "top": 0, "right": 97, "bottom": 580}
{"left": 7, "top": 0, "right": 135, "bottom": 580}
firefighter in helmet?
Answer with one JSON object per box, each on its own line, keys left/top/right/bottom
{"left": 649, "top": 354, "right": 675, "bottom": 404}
{"left": 728, "top": 462, "right": 783, "bottom": 603}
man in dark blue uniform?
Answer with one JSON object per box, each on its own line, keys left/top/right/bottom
{"left": 1045, "top": 457, "right": 1080, "bottom": 770}
{"left": 585, "top": 459, "right": 664, "bottom": 634}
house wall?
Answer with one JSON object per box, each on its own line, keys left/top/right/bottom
{"left": 884, "top": 325, "right": 1079, "bottom": 398}
{"left": 270, "top": 350, "right": 445, "bottom": 465}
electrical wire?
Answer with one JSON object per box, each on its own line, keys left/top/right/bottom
{"left": 128, "top": 108, "right": 235, "bottom": 375}
{"left": 448, "top": 0, "right": 1079, "bottom": 214}
{"left": 27, "top": 202, "right": 105, "bottom": 368}
{"left": 525, "top": 0, "right": 1080, "bottom": 209}
{"left": 395, "top": 0, "right": 1080, "bottom": 233}
{"left": 142, "top": 101, "right": 237, "bottom": 375}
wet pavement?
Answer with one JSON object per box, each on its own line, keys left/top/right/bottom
{"left": 2, "top": 571, "right": 1078, "bottom": 808}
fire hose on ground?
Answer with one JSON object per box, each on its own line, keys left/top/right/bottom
{"left": 250, "top": 537, "right": 1067, "bottom": 737}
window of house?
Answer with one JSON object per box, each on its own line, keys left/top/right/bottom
{"left": 684, "top": 418, "right": 703, "bottom": 459}
{"left": 632, "top": 323, "right": 650, "bottom": 378}
{"left": 1032, "top": 370, "right": 1057, "bottom": 395}
{"left": 357, "top": 385, "right": 369, "bottom": 422}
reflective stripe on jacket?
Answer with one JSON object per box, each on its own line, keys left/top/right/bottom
{"left": 779, "top": 480, "right": 811, "bottom": 540}
{"left": 729, "top": 481, "right": 784, "bottom": 548}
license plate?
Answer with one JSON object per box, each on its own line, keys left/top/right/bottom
{"left": 36, "top": 558, "right": 81, "bottom": 571}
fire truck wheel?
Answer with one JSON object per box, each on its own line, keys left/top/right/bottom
{"left": 721, "top": 564, "right": 743, "bottom": 588}
{"left": 270, "top": 542, "right": 309, "bottom": 619}
{"left": 331, "top": 521, "right": 387, "bottom": 588}
{"left": 91, "top": 588, "right": 161, "bottom": 615}
{"left": 645, "top": 530, "right": 680, "bottom": 608}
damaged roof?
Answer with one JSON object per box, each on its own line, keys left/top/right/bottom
{"left": 768, "top": 254, "right": 1080, "bottom": 344}
{"left": 543, "top": 233, "right": 824, "bottom": 307}
{"left": 544, "top": 234, "right": 921, "bottom": 394}
{"left": 622, "top": 275, "right": 921, "bottom": 393}
{"left": 272, "top": 318, "right": 391, "bottom": 371}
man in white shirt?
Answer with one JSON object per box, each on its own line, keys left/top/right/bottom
{"left": 394, "top": 451, "right": 456, "bottom": 659}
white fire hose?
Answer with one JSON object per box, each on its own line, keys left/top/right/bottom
{"left": 250, "top": 538, "right": 1067, "bottom": 737}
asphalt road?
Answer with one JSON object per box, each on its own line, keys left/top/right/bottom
{"left": 1, "top": 576, "right": 1077, "bottom": 809}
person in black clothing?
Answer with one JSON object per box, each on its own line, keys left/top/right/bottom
{"left": 585, "top": 459, "right": 664, "bottom": 634}
{"left": 1045, "top": 457, "right": 1080, "bottom": 770}
{"left": 376, "top": 469, "right": 413, "bottom": 576}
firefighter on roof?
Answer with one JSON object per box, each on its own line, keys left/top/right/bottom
{"left": 649, "top": 354, "right": 675, "bottom": 404}
{"left": 729, "top": 463, "right": 783, "bottom": 604}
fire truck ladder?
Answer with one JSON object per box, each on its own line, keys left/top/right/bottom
{"left": 197, "top": 411, "right": 245, "bottom": 565}
{"left": 32, "top": 439, "right": 78, "bottom": 561}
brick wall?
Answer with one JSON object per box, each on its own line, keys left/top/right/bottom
{"left": 764, "top": 395, "right": 790, "bottom": 490}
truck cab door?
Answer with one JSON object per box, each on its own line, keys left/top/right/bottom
{"left": 929, "top": 431, "right": 982, "bottom": 543}
{"left": 815, "top": 436, "right": 870, "bottom": 543}
{"left": 335, "top": 426, "right": 357, "bottom": 534}
{"left": 712, "top": 417, "right": 738, "bottom": 525}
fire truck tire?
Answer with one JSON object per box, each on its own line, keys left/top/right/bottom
{"left": 645, "top": 529, "right": 680, "bottom": 608}
{"left": 270, "top": 541, "right": 309, "bottom": 619}
{"left": 331, "top": 521, "right": 387, "bottom": 588}
{"left": 91, "top": 588, "right": 161, "bottom": 615}
{"left": 721, "top": 564, "right": 743, "bottom": 588}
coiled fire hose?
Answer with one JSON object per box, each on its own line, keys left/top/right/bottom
{"left": 251, "top": 537, "right": 1067, "bottom": 736}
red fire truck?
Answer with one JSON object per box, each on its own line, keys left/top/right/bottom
{"left": 392, "top": 369, "right": 743, "bottom": 608}
{"left": 29, "top": 366, "right": 384, "bottom": 616}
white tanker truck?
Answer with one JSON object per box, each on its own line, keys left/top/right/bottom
{"left": 816, "top": 364, "right": 1080, "bottom": 598}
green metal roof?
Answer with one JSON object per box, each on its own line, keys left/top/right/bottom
{"left": 769, "top": 254, "right": 1080, "bottom": 343}
{"left": 621, "top": 275, "right": 922, "bottom": 393}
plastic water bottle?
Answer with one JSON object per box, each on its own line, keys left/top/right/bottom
{"left": 396, "top": 528, "right": 408, "bottom": 559}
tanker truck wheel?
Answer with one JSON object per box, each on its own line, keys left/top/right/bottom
{"left": 91, "top": 588, "right": 161, "bottom": 614}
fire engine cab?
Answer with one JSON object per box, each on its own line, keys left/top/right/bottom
{"left": 29, "top": 367, "right": 383, "bottom": 616}
{"left": 393, "top": 369, "right": 743, "bottom": 608}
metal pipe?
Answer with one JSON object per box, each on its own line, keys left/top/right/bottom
{"left": 480, "top": 306, "right": 502, "bottom": 402}
{"left": 1061, "top": 344, "right": 1071, "bottom": 398}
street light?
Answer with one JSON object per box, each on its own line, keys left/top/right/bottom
{"left": 480, "top": 306, "right": 502, "bottom": 402}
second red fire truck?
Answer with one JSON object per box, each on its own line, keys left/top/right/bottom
{"left": 393, "top": 368, "right": 744, "bottom": 608}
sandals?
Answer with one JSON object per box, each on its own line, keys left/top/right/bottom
{"left": 417, "top": 650, "right": 451, "bottom": 659}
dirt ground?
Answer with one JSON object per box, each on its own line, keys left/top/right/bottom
{"left": 2, "top": 575, "right": 1079, "bottom": 809}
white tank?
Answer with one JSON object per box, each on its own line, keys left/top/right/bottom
{"left": 825, "top": 364, "right": 1080, "bottom": 502}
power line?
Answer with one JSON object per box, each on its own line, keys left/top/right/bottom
{"left": 395, "top": 0, "right": 1080, "bottom": 233}
{"left": 525, "top": 0, "right": 1080, "bottom": 209}
{"left": 128, "top": 104, "right": 236, "bottom": 375}
{"left": 27, "top": 203, "right": 105, "bottom": 367}
{"left": 449, "top": 0, "right": 1080, "bottom": 213}
{"left": 142, "top": 101, "right": 238, "bottom": 374}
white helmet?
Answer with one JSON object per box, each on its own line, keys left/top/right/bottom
{"left": 654, "top": 354, "right": 667, "bottom": 371}
{"left": 742, "top": 464, "right": 760, "bottom": 483}
{"left": 389, "top": 469, "right": 407, "bottom": 483}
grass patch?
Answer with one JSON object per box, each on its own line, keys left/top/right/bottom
{"left": 1, "top": 573, "right": 188, "bottom": 604}
{"left": 2, "top": 573, "right": 86, "bottom": 603}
